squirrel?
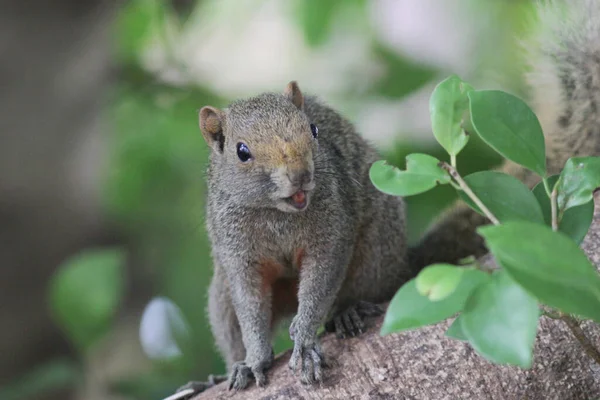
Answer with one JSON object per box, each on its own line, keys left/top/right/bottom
{"left": 177, "top": 81, "right": 412, "bottom": 394}
{"left": 175, "top": 0, "right": 600, "bottom": 397}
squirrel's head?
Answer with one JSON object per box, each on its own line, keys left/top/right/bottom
{"left": 200, "top": 81, "right": 318, "bottom": 213}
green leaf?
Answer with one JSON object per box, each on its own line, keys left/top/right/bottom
{"left": 532, "top": 174, "right": 594, "bottom": 243}
{"left": 556, "top": 156, "right": 600, "bottom": 213}
{"left": 459, "top": 171, "right": 544, "bottom": 223}
{"left": 445, "top": 316, "right": 468, "bottom": 341}
{"left": 370, "top": 43, "right": 437, "bottom": 99}
{"left": 381, "top": 269, "right": 490, "bottom": 335}
{"left": 415, "top": 264, "right": 465, "bottom": 301}
{"left": 49, "top": 248, "right": 126, "bottom": 351}
{"left": 479, "top": 222, "right": 600, "bottom": 322}
{"left": 114, "top": 0, "right": 166, "bottom": 63}
{"left": 296, "top": 0, "right": 341, "bottom": 47}
{"left": 369, "top": 154, "right": 451, "bottom": 197}
{"left": 461, "top": 270, "right": 539, "bottom": 368}
{"left": 429, "top": 75, "right": 473, "bottom": 157}
{"left": 468, "top": 90, "right": 546, "bottom": 176}
{"left": 295, "top": 0, "right": 367, "bottom": 47}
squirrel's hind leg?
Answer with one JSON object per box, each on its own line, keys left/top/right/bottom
{"left": 174, "top": 267, "right": 247, "bottom": 397}
{"left": 207, "top": 267, "right": 247, "bottom": 367}
{"left": 323, "top": 195, "right": 406, "bottom": 339}
{"left": 324, "top": 301, "right": 384, "bottom": 339}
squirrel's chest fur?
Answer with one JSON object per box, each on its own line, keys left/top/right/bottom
{"left": 252, "top": 219, "right": 306, "bottom": 319}
{"left": 209, "top": 204, "right": 320, "bottom": 318}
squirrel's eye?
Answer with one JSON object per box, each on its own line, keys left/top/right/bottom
{"left": 310, "top": 123, "right": 318, "bottom": 139}
{"left": 236, "top": 142, "right": 252, "bottom": 162}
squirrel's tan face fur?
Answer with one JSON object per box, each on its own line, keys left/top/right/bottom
{"left": 200, "top": 82, "right": 318, "bottom": 212}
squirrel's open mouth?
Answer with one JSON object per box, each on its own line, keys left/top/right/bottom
{"left": 285, "top": 190, "right": 308, "bottom": 210}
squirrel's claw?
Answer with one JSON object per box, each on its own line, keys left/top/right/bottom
{"left": 226, "top": 357, "right": 271, "bottom": 391}
{"left": 289, "top": 340, "right": 326, "bottom": 385}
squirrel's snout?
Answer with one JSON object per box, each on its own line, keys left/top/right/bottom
{"left": 287, "top": 169, "right": 313, "bottom": 189}
{"left": 271, "top": 165, "right": 315, "bottom": 201}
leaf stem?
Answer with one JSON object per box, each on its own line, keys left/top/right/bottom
{"left": 449, "top": 180, "right": 462, "bottom": 191}
{"left": 542, "top": 177, "right": 552, "bottom": 197}
{"left": 440, "top": 162, "right": 500, "bottom": 225}
{"left": 450, "top": 154, "right": 457, "bottom": 168}
{"left": 561, "top": 314, "right": 600, "bottom": 365}
{"left": 551, "top": 187, "right": 558, "bottom": 231}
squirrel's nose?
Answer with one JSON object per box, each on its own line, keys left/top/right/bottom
{"left": 288, "top": 170, "right": 313, "bottom": 187}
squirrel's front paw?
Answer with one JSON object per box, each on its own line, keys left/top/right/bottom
{"left": 325, "top": 301, "right": 384, "bottom": 339}
{"left": 227, "top": 356, "right": 271, "bottom": 391}
{"left": 288, "top": 340, "right": 326, "bottom": 385}
{"left": 227, "top": 362, "right": 253, "bottom": 391}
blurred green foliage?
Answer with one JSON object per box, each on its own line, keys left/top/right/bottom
{"left": 0, "top": 359, "right": 80, "bottom": 400}
{"left": 370, "top": 44, "right": 438, "bottom": 99}
{"left": 105, "top": 81, "right": 227, "bottom": 397}
{"left": 5, "top": 0, "right": 537, "bottom": 399}
{"left": 49, "top": 248, "right": 126, "bottom": 352}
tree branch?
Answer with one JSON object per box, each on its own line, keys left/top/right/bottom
{"left": 561, "top": 314, "right": 600, "bottom": 365}
{"left": 551, "top": 187, "right": 559, "bottom": 231}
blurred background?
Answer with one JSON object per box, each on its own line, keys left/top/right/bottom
{"left": 0, "top": 0, "right": 539, "bottom": 399}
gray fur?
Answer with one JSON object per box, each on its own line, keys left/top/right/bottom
{"left": 191, "top": 86, "right": 410, "bottom": 392}
{"left": 523, "top": 0, "right": 600, "bottom": 174}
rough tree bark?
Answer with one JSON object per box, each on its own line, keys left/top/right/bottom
{"left": 193, "top": 193, "right": 600, "bottom": 400}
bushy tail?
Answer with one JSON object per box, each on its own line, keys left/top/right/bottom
{"left": 409, "top": 0, "right": 600, "bottom": 268}
{"left": 518, "top": 0, "right": 600, "bottom": 179}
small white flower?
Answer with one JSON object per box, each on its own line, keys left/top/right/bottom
{"left": 139, "top": 297, "right": 190, "bottom": 361}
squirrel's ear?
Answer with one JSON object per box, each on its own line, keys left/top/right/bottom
{"left": 199, "top": 106, "right": 225, "bottom": 153}
{"left": 284, "top": 81, "right": 304, "bottom": 110}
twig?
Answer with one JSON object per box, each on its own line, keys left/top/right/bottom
{"left": 561, "top": 314, "right": 600, "bottom": 365}
{"left": 439, "top": 162, "right": 500, "bottom": 225}
{"left": 547, "top": 187, "right": 600, "bottom": 365}
{"left": 541, "top": 308, "right": 561, "bottom": 320}
{"left": 475, "top": 253, "right": 500, "bottom": 273}
{"left": 551, "top": 188, "right": 558, "bottom": 231}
